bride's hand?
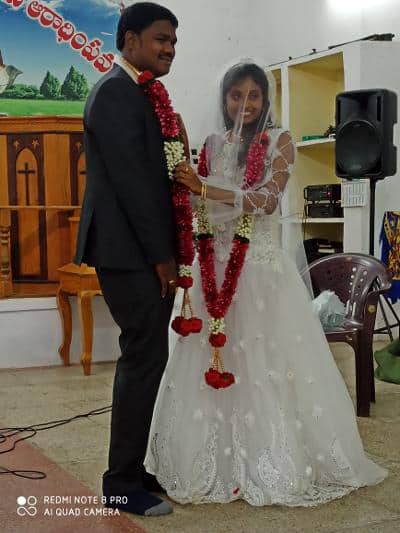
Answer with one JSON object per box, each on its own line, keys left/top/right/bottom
{"left": 174, "top": 161, "right": 202, "bottom": 195}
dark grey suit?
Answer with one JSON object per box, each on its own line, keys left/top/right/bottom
{"left": 75, "top": 64, "right": 176, "bottom": 492}
{"left": 75, "top": 64, "right": 175, "bottom": 268}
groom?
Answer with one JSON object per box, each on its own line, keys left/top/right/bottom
{"left": 75, "top": 2, "right": 178, "bottom": 516}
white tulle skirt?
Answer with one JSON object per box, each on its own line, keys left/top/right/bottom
{"left": 145, "top": 250, "right": 387, "bottom": 506}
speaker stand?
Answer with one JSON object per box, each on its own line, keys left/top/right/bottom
{"left": 369, "top": 178, "right": 400, "bottom": 341}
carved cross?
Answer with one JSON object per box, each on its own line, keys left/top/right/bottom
{"left": 17, "top": 162, "right": 36, "bottom": 205}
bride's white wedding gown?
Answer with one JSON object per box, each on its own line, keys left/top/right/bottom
{"left": 145, "top": 135, "right": 387, "bottom": 507}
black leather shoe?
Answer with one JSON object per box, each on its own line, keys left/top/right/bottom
{"left": 143, "top": 472, "right": 166, "bottom": 494}
{"left": 103, "top": 488, "right": 172, "bottom": 516}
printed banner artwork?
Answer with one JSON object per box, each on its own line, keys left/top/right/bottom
{"left": 0, "top": 0, "right": 122, "bottom": 116}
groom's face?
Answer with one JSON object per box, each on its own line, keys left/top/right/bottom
{"left": 126, "top": 20, "right": 177, "bottom": 77}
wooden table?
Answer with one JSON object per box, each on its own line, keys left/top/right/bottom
{"left": 57, "top": 262, "right": 101, "bottom": 375}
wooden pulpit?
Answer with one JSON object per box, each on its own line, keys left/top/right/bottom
{"left": 0, "top": 116, "right": 85, "bottom": 284}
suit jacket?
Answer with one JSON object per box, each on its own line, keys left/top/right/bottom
{"left": 74, "top": 64, "right": 176, "bottom": 270}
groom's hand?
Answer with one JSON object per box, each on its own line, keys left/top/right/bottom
{"left": 154, "top": 259, "right": 177, "bottom": 298}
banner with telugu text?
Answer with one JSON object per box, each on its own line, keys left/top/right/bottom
{"left": 0, "top": 0, "right": 122, "bottom": 116}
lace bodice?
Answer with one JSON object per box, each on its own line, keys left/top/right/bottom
{"left": 209, "top": 129, "right": 291, "bottom": 265}
{"left": 213, "top": 214, "right": 282, "bottom": 265}
{"left": 204, "top": 128, "right": 295, "bottom": 224}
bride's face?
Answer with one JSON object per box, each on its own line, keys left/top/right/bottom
{"left": 225, "top": 76, "right": 264, "bottom": 126}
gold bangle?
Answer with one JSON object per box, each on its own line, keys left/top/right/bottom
{"left": 201, "top": 182, "right": 207, "bottom": 201}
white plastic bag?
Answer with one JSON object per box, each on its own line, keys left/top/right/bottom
{"left": 311, "top": 290, "right": 346, "bottom": 331}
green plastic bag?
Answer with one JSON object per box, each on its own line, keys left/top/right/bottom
{"left": 374, "top": 337, "right": 400, "bottom": 384}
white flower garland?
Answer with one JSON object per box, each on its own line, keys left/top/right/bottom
{"left": 196, "top": 200, "right": 213, "bottom": 235}
{"left": 236, "top": 213, "right": 254, "bottom": 240}
{"left": 209, "top": 317, "right": 225, "bottom": 334}
{"left": 165, "top": 140, "right": 185, "bottom": 179}
{"left": 196, "top": 201, "right": 254, "bottom": 239}
{"left": 179, "top": 265, "right": 192, "bottom": 277}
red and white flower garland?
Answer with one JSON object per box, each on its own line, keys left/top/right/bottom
{"left": 137, "top": 70, "right": 202, "bottom": 335}
{"left": 137, "top": 66, "right": 270, "bottom": 390}
{"left": 197, "top": 132, "right": 270, "bottom": 389}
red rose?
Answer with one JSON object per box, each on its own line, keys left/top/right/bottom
{"left": 187, "top": 317, "right": 202, "bottom": 333}
{"left": 138, "top": 70, "right": 154, "bottom": 84}
{"left": 159, "top": 93, "right": 169, "bottom": 105}
{"left": 204, "top": 369, "right": 235, "bottom": 389}
{"left": 171, "top": 316, "right": 184, "bottom": 334}
{"left": 180, "top": 319, "right": 193, "bottom": 336}
{"left": 219, "top": 372, "right": 235, "bottom": 388}
{"left": 209, "top": 333, "right": 227, "bottom": 347}
{"left": 178, "top": 276, "right": 193, "bottom": 289}
{"left": 171, "top": 316, "right": 191, "bottom": 336}
{"left": 197, "top": 146, "right": 209, "bottom": 178}
{"left": 259, "top": 131, "right": 270, "bottom": 145}
{"left": 204, "top": 368, "right": 222, "bottom": 389}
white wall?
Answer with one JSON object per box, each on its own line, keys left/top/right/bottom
{"left": 0, "top": 296, "right": 181, "bottom": 369}
{"left": 0, "top": 297, "right": 119, "bottom": 369}
{"left": 160, "top": 0, "right": 400, "bottom": 251}
{"left": 153, "top": 0, "right": 400, "bottom": 145}
{"left": 156, "top": 0, "right": 400, "bottom": 257}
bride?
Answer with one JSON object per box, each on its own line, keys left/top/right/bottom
{"left": 144, "top": 61, "right": 387, "bottom": 506}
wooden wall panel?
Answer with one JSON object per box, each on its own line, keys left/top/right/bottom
{"left": 69, "top": 134, "right": 85, "bottom": 262}
{"left": 69, "top": 133, "right": 86, "bottom": 205}
{"left": 0, "top": 136, "right": 8, "bottom": 205}
{"left": 77, "top": 152, "right": 86, "bottom": 204}
{"left": 16, "top": 148, "right": 41, "bottom": 277}
{"left": 44, "top": 134, "right": 72, "bottom": 281}
{"left": 8, "top": 134, "right": 47, "bottom": 280}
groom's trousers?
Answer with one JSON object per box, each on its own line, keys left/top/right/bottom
{"left": 96, "top": 267, "right": 174, "bottom": 493}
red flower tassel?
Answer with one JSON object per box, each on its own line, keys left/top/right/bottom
{"left": 204, "top": 348, "right": 235, "bottom": 389}
{"left": 171, "top": 289, "right": 202, "bottom": 337}
{"left": 187, "top": 317, "right": 203, "bottom": 333}
{"left": 177, "top": 276, "right": 193, "bottom": 289}
{"left": 204, "top": 368, "right": 222, "bottom": 389}
{"left": 209, "top": 333, "right": 227, "bottom": 347}
{"left": 137, "top": 68, "right": 202, "bottom": 341}
{"left": 171, "top": 316, "right": 191, "bottom": 336}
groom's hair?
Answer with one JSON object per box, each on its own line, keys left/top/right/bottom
{"left": 117, "top": 2, "right": 178, "bottom": 51}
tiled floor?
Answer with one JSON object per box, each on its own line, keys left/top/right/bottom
{"left": 1, "top": 342, "right": 400, "bottom": 532}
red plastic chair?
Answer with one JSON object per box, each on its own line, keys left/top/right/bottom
{"left": 304, "top": 253, "right": 391, "bottom": 417}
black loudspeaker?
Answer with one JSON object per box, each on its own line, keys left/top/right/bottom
{"left": 335, "top": 89, "right": 397, "bottom": 179}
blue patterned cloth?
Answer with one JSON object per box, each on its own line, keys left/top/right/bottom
{"left": 379, "top": 211, "right": 400, "bottom": 303}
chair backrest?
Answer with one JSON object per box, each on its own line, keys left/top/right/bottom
{"left": 306, "top": 253, "right": 391, "bottom": 321}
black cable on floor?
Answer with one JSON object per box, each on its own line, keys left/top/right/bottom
{"left": 0, "top": 404, "right": 111, "bottom": 479}
{"left": 0, "top": 465, "right": 46, "bottom": 479}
